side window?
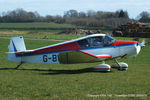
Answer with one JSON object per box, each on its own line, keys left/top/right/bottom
{"left": 77, "top": 39, "right": 89, "bottom": 48}
{"left": 92, "top": 37, "right": 103, "bottom": 47}
{"left": 87, "top": 36, "right": 104, "bottom": 47}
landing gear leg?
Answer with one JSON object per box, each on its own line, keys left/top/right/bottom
{"left": 114, "top": 59, "right": 122, "bottom": 70}
{"left": 112, "top": 59, "right": 128, "bottom": 71}
{"left": 15, "top": 55, "right": 24, "bottom": 69}
{"left": 102, "top": 61, "right": 105, "bottom": 64}
{"left": 15, "top": 62, "right": 24, "bottom": 69}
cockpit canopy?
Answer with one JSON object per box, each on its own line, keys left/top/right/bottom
{"left": 77, "top": 35, "right": 116, "bottom": 48}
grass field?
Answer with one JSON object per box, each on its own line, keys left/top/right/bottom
{"left": 0, "top": 22, "right": 113, "bottom": 41}
{"left": 0, "top": 22, "right": 84, "bottom": 40}
{"left": 0, "top": 37, "right": 150, "bottom": 100}
{"left": 0, "top": 23, "right": 76, "bottom": 29}
{"left": 0, "top": 33, "right": 85, "bottom": 40}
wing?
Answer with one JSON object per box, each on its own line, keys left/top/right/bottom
{"left": 79, "top": 50, "right": 112, "bottom": 59}
{"left": 59, "top": 50, "right": 112, "bottom": 64}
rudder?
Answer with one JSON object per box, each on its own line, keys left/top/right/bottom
{"left": 8, "top": 36, "right": 26, "bottom": 62}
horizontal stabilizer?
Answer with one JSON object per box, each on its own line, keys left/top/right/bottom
{"left": 7, "top": 50, "right": 34, "bottom": 55}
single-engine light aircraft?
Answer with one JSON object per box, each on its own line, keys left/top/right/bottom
{"left": 8, "top": 34, "right": 144, "bottom": 71}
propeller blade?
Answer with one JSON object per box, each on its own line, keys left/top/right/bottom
{"left": 139, "top": 40, "right": 145, "bottom": 47}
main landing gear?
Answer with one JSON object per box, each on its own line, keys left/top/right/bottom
{"left": 112, "top": 59, "right": 128, "bottom": 71}
{"left": 94, "top": 61, "right": 111, "bottom": 72}
{"left": 94, "top": 59, "right": 128, "bottom": 72}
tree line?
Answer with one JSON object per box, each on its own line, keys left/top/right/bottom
{"left": 0, "top": 8, "right": 150, "bottom": 29}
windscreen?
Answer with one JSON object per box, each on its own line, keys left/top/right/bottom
{"left": 103, "top": 35, "right": 116, "bottom": 46}
{"left": 77, "top": 35, "right": 116, "bottom": 48}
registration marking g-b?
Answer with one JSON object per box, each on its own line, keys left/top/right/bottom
{"left": 42, "top": 54, "right": 59, "bottom": 63}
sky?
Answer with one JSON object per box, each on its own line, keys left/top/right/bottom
{"left": 0, "top": 0, "right": 150, "bottom": 18}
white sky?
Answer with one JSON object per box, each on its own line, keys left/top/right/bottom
{"left": 0, "top": 0, "right": 150, "bottom": 18}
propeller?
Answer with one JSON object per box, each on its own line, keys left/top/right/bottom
{"left": 139, "top": 40, "right": 145, "bottom": 47}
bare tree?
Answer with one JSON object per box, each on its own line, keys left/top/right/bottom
{"left": 137, "top": 11, "right": 150, "bottom": 23}
{"left": 64, "top": 9, "right": 78, "bottom": 18}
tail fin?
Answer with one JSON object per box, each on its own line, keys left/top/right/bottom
{"left": 8, "top": 36, "right": 26, "bottom": 52}
{"left": 8, "top": 36, "right": 26, "bottom": 62}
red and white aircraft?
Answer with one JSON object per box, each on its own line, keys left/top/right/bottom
{"left": 8, "top": 34, "right": 144, "bottom": 71}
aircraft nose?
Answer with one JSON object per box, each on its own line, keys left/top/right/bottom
{"left": 135, "top": 43, "right": 141, "bottom": 55}
{"left": 128, "top": 42, "right": 141, "bottom": 58}
{"left": 134, "top": 40, "right": 145, "bottom": 56}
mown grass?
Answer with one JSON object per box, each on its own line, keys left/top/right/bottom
{"left": 0, "top": 22, "right": 75, "bottom": 29}
{"left": 0, "top": 22, "right": 113, "bottom": 40}
{"left": 0, "top": 33, "right": 85, "bottom": 40}
{"left": 0, "top": 22, "right": 84, "bottom": 40}
{"left": 0, "top": 37, "right": 150, "bottom": 100}
{"left": 0, "top": 29, "right": 62, "bottom": 33}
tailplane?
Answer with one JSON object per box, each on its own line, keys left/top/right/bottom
{"left": 8, "top": 36, "right": 26, "bottom": 62}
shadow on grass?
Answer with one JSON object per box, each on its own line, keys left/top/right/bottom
{"left": 40, "top": 68, "right": 112, "bottom": 75}
{"left": 0, "top": 67, "right": 112, "bottom": 75}
{"left": 0, "top": 67, "right": 51, "bottom": 71}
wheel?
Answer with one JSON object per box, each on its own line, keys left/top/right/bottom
{"left": 118, "top": 62, "right": 128, "bottom": 71}
{"left": 112, "top": 62, "right": 128, "bottom": 71}
{"left": 94, "top": 64, "right": 111, "bottom": 72}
